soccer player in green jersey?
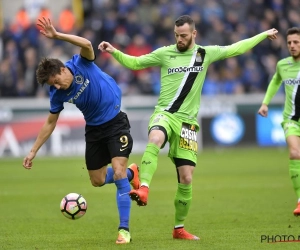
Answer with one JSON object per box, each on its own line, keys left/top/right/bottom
{"left": 99, "top": 15, "right": 278, "bottom": 240}
{"left": 258, "top": 27, "right": 300, "bottom": 216}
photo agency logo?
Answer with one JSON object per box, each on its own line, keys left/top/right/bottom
{"left": 261, "top": 234, "right": 300, "bottom": 243}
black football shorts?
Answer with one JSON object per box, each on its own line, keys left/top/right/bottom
{"left": 85, "top": 111, "right": 133, "bottom": 170}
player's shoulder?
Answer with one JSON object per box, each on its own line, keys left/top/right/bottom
{"left": 277, "top": 57, "right": 294, "bottom": 67}
{"left": 66, "top": 54, "right": 93, "bottom": 66}
{"left": 196, "top": 44, "right": 221, "bottom": 52}
{"left": 65, "top": 54, "right": 78, "bottom": 67}
{"left": 154, "top": 44, "right": 177, "bottom": 52}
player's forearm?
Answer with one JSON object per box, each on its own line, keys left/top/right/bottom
{"left": 112, "top": 49, "right": 145, "bottom": 70}
{"left": 262, "top": 81, "right": 282, "bottom": 105}
{"left": 30, "top": 122, "right": 56, "bottom": 154}
{"left": 54, "top": 32, "right": 92, "bottom": 49}
{"left": 225, "top": 33, "right": 267, "bottom": 57}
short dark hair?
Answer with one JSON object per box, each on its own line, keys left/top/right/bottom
{"left": 286, "top": 27, "right": 300, "bottom": 37}
{"left": 36, "top": 58, "right": 65, "bottom": 85}
{"left": 175, "top": 15, "right": 195, "bottom": 30}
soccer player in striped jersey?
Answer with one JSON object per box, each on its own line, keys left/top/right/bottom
{"left": 22, "top": 17, "right": 140, "bottom": 244}
{"left": 258, "top": 27, "right": 300, "bottom": 216}
{"left": 99, "top": 15, "right": 278, "bottom": 240}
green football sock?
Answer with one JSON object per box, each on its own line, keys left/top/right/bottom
{"left": 289, "top": 160, "right": 300, "bottom": 199}
{"left": 174, "top": 183, "right": 192, "bottom": 227}
{"left": 140, "top": 143, "right": 160, "bottom": 186}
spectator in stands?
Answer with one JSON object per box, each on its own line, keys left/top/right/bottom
{"left": 19, "top": 46, "right": 39, "bottom": 96}
{"left": 11, "top": 7, "right": 31, "bottom": 33}
{"left": 58, "top": 6, "right": 76, "bottom": 33}
{"left": 124, "top": 34, "right": 153, "bottom": 88}
{"left": 1, "top": 0, "right": 298, "bottom": 97}
{"left": 36, "top": 6, "right": 52, "bottom": 25}
{"left": 0, "top": 59, "right": 18, "bottom": 97}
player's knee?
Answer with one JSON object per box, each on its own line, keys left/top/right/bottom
{"left": 113, "top": 168, "right": 126, "bottom": 180}
{"left": 289, "top": 148, "right": 300, "bottom": 160}
{"left": 148, "top": 135, "right": 164, "bottom": 147}
{"left": 90, "top": 177, "right": 105, "bottom": 187}
{"left": 179, "top": 175, "right": 192, "bottom": 184}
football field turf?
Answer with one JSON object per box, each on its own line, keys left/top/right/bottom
{"left": 1, "top": 147, "right": 300, "bottom": 250}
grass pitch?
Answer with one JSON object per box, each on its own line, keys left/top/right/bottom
{"left": 1, "top": 147, "right": 300, "bottom": 250}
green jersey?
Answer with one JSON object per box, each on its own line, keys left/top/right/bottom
{"left": 263, "top": 58, "right": 300, "bottom": 121}
{"left": 113, "top": 33, "right": 267, "bottom": 122}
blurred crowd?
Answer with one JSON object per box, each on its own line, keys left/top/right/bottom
{"left": 0, "top": 0, "right": 298, "bottom": 98}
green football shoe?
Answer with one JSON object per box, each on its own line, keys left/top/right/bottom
{"left": 116, "top": 229, "right": 131, "bottom": 244}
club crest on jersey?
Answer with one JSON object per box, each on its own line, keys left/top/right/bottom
{"left": 75, "top": 75, "right": 84, "bottom": 84}
{"left": 170, "top": 55, "right": 176, "bottom": 60}
{"left": 195, "top": 52, "right": 202, "bottom": 62}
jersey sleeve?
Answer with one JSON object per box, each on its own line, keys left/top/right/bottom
{"left": 205, "top": 32, "right": 267, "bottom": 63}
{"left": 112, "top": 48, "right": 163, "bottom": 69}
{"left": 262, "top": 63, "right": 282, "bottom": 105}
{"left": 78, "top": 54, "right": 95, "bottom": 65}
{"left": 66, "top": 54, "right": 94, "bottom": 70}
{"left": 49, "top": 88, "right": 64, "bottom": 114}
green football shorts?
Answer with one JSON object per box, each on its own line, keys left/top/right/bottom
{"left": 148, "top": 111, "right": 199, "bottom": 164}
{"left": 281, "top": 119, "right": 300, "bottom": 138}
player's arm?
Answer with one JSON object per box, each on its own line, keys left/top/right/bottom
{"left": 23, "top": 112, "right": 60, "bottom": 169}
{"left": 37, "top": 17, "right": 94, "bottom": 60}
{"left": 225, "top": 29, "right": 277, "bottom": 58}
{"left": 258, "top": 65, "right": 282, "bottom": 117}
{"left": 208, "top": 29, "right": 278, "bottom": 62}
{"left": 98, "top": 41, "right": 161, "bottom": 69}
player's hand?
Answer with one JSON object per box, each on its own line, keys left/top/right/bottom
{"left": 23, "top": 151, "right": 36, "bottom": 170}
{"left": 37, "top": 17, "right": 57, "bottom": 39}
{"left": 265, "top": 28, "right": 278, "bottom": 40}
{"left": 98, "top": 41, "right": 115, "bottom": 53}
{"left": 258, "top": 104, "right": 268, "bottom": 117}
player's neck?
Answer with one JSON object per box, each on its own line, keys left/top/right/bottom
{"left": 292, "top": 56, "right": 300, "bottom": 62}
{"left": 188, "top": 43, "right": 196, "bottom": 50}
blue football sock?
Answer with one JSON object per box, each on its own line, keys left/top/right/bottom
{"left": 104, "top": 167, "right": 133, "bottom": 184}
{"left": 115, "top": 178, "right": 131, "bottom": 230}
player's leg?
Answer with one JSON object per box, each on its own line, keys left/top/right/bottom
{"left": 85, "top": 113, "right": 138, "bottom": 188}
{"left": 170, "top": 120, "right": 199, "bottom": 240}
{"left": 172, "top": 162, "right": 199, "bottom": 240}
{"left": 88, "top": 156, "right": 132, "bottom": 243}
{"left": 85, "top": 140, "right": 131, "bottom": 243}
{"left": 85, "top": 138, "right": 109, "bottom": 187}
{"left": 86, "top": 146, "right": 137, "bottom": 187}
{"left": 282, "top": 120, "right": 300, "bottom": 216}
{"left": 86, "top": 159, "right": 136, "bottom": 187}
{"left": 140, "top": 129, "right": 164, "bottom": 185}
{"left": 103, "top": 164, "right": 139, "bottom": 189}
{"left": 85, "top": 111, "right": 133, "bottom": 243}
{"left": 85, "top": 142, "right": 129, "bottom": 187}
{"left": 129, "top": 112, "right": 170, "bottom": 206}
{"left": 108, "top": 112, "right": 133, "bottom": 243}
{"left": 111, "top": 156, "right": 132, "bottom": 243}
{"left": 286, "top": 135, "right": 300, "bottom": 216}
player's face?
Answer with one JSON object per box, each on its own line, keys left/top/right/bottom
{"left": 47, "top": 67, "right": 73, "bottom": 90}
{"left": 287, "top": 34, "right": 300, "bottom": 60}
{"left": 174, "top": 23, "right": 196, "bottom": 52}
